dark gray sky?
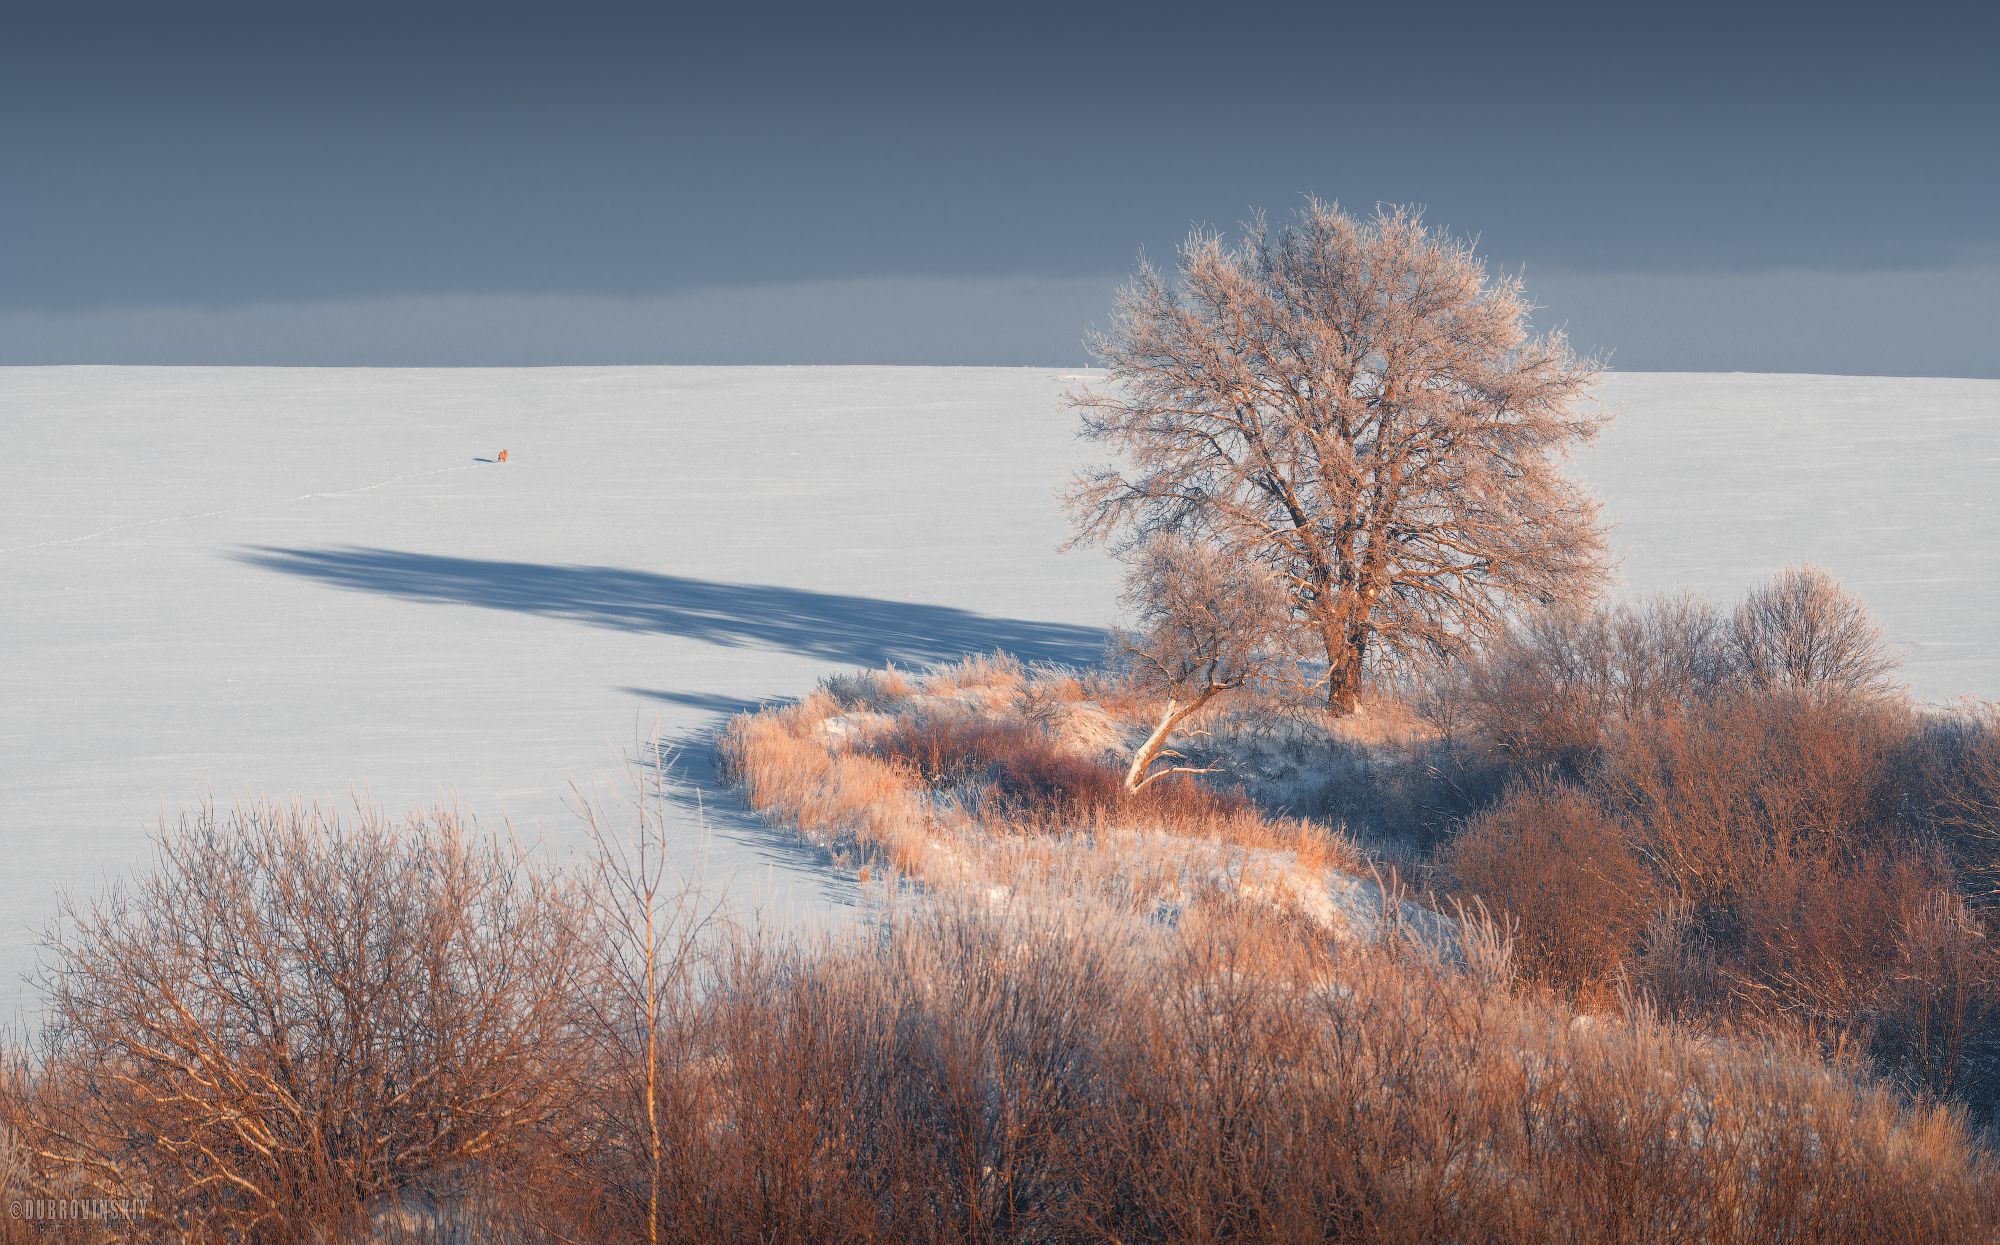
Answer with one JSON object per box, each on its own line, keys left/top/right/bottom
{"left": 5, "top": 0, "right": 1995, "bottom": 374}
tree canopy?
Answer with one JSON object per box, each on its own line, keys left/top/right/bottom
{"left": 1069, "top": 201, "right": 1609, "bottom": 712}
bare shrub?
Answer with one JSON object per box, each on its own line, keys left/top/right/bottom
{"left": 1442, "top": 593, "right": 1732, "bottom": 774}
{"left": 14, "top": 801, "right": 593, "bottom": 1240}
{"left": 672, "top": 898, "right": 1995, "bottom": 1244}
{"left": 1573, "top": 688, "right": 2000, "bottom": 1118}
{"left": 1624, "top": 903, "right": 1727, "bottom": 1022}
{"left": 1731, "top": 564, "right": 1901, "bottom": 696}
{"left": 1597, "top": 689, "right": 1910, "bottom": 917}
{"left": 1908, "top": 701, "right": 2000, "bottom": 908}
{"left": 1448, "top": 607, "right": 1623, "bottom": 772}
{"left": 1437, "top": 572, "right": 1893, "bottom": 781}
{"left": 1728, "top": 846, "right": 1946, "bottom": 1028}
{"left": 1447, "top": 779, "right": 1653, "bottom": 991}
{"left": 1875, "top": 891, "right": 2000, "bottom": 1105}
{"left": 1721, "top": 844, "right": 2000, "bottom": 1111}
{"left": 1427, "top": 603, "right": 2000, "bottom": 1121}
{"left": 1628, "top": 589, "right": 1740, "bottom": 702}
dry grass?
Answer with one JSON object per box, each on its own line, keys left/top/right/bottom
{"left": 716, "top": 660, "right": 1367, "bottom": 928}
{"left": 715, "top": 686, "right": 935, "bottom": 872}
{"left": 869, "top": 711, "right": 1253, "bottom": 829}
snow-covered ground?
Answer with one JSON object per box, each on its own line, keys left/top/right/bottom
{"left": 2, "top": 367, "right": 1995, "bottom": 1017}
{"left": 1579, "top": 373, "right": 2000, "bottom": 695}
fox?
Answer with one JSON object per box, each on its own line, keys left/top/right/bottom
{"left": 497, "top": 448, "right": 509, "bottom": 463}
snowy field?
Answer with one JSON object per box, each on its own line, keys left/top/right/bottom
{"left": 2, "top": 366, "right": 1996, "bottom": 1018}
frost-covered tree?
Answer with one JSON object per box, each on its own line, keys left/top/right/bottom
{"left": 1731, "top": 565, "right": 1900, "bottom": 696}
{"left": 1117, "top": 535, "right": 1288, "bottom": 791}
{"left": 1068, "top": 202, "right": 1609, "bottom": 713}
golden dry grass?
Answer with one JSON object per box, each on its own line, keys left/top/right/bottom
{"left": 716, "top": 659, "right": 1368, "bottom": 927}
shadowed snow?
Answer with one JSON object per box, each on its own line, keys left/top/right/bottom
{"left": 233, "top": 545, "right": 1105, "bottom": 668}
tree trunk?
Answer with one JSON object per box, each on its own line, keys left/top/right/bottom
{"left": 1125, "top": 695, "right": 1211, "bottom": 791}
{"left": 1321, "top": 620, "right": 1366, "bottom": 716}
{"left": 1327, "top": 676, "right": 1362, "bottom": 716}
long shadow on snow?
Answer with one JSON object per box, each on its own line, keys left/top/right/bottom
{"left": 633, "top": 712, "right": 867, "bottom": 927}
{"left": 619, "top": 688, "right": 767, "bottom": 716}
{"left": 235, "top": 545, "right": 1108, "bottom": 668}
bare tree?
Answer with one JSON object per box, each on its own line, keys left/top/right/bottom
{"left": 569, "top": 756, "right": 719, "bottom": 1245}
{"left": 1068, "top": 201, "right": 1609, "bottom": 714}
{"left": 1117, "top": 535, "right": 1288, "bottom": 791}
{"left": 1731, "top": 565, "right": 1900, "bottom": 696}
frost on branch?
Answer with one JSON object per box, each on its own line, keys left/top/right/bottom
{"left": 1117, "top": 535, "right": 1288, "bottom": 791}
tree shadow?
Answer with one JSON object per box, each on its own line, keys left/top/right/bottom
{"left": 619, "top": 688, "right": 768, "bottom": 716}
{"left": 631, "top": 715, "right": 866, "bottom": 924}
{"left": 234, "top": 545, "right": 1107, "bottom": 668}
